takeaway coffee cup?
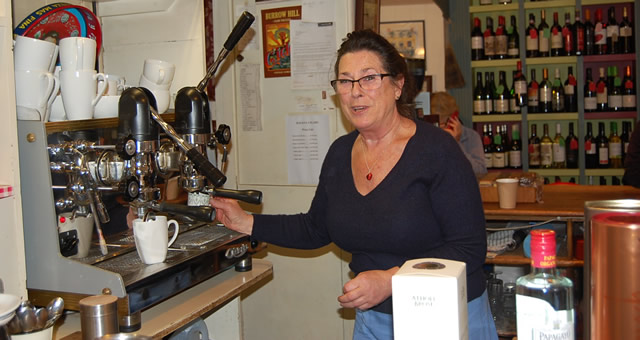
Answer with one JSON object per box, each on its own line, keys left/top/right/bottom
{"left": 133, "top": 215, "right": 179, "bottom": 264}
{"left": 496, "top": 178, "right": 519, "bottom": 209}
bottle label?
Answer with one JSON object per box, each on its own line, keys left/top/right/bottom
{"left": 553, "top": 144, "right": 566, "bottom": 162}
{"left": 599, "top": 147, "right": 609, "bottom": 164}
{"left": 509, "top": 150, "right": 522, "bottom": 167}
{"left": 485, "top": 153, "right": 493, "bottom": 168}
{"left": 551, "top": 30, "right": 563, "bottom": 49}
{"left": 515, "top": 80, "right": 527, "bottom": 94}
{"left": 510, "top": 98, "right": 520, "bottom": 113}
{"left": 473, "top": 100, "right": 485, "bottom": 114}
{"left": 586, "top": 140, "right": 596, "bottom": 154}
{"left": 607, "top": 25, "right": 619, "bottom": 40}
{"left": 576, "top": 29, "right": 585, "bottom": 50}
{"left": 529, "top": 143, "right": 541, "bottom": 165}
{"left": 528, "top": 88, "right": 539, "bottom": 107}
{"left": 516, "top": 295, "right": 575, "bottom": 340}
{"left": 484, "top": 36, "right": 496, "bottom": 56}
{"left": 564, "top": 84, "right": 575, "bottom": 95}
{"left": 492, "top": 153, "right": 506, "bottom": 168}
{"left": 620, "top": 26, "right": 632, "bottom": 38}
{"left": 508, "top": 47, "right": 519, "bottom": 57}
{"left": 495, "top": 99, "right": 509, "bottom": 113}
{"left": 539, "top": 34, "right": 550, "bottom": 52}
{"left": 541, "top": 144, "right": 553, "bottom": 166}
{"left": 610, "top": 142, "right": 622, "bottom": 157}
{"left": 585, "top": 97, "right": 597, "bottom": 110}
{"left": 608, "top": 94, "right": 622, "bottom": 109}
{"left": 471, "top": 36, "right": 483, "bottom": 49}
{"left": 595, "top": 24, "right": 606, "bottom": 45}
{"left": 496, "top": 36, "right": 508, "bottom": 55}
{"left": 540, "top": 87, "right": 552, "bottom": 103}
{"left": 596, "top": 90, "right": 607, "bottom": 105}
{"left": 485, "top": 99, "right": 493, "bottom": 113}
{"left": 623, "top": 94, "right": 636, "bottom": 108}
{"left": 526, "top": 34, "right": 538, "bottom": 51}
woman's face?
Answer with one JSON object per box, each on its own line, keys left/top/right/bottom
{"left": 336, "top": 50, "right": 404, "bottom": 133}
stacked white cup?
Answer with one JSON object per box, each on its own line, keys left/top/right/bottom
{"left": 59, "top": 37, "right": 107, "bottom": 121}
{"left": 14, "top": 36, "right": 60, "bottom": 121}
{"left": 139, "top": 59, "right": 175, "bottom": 114}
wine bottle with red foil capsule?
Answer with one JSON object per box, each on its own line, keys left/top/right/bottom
{"left": 565, "top": 122, "right": 579, "bottom": 169}
{"left": 528, "top": 69, "right": 539, "bottom": 113}
{"left": 622, "top": 65, "right": 636, "bottom": 111}
{"left": 594, "top": 8, "right": 607, "bottom": 55}
{"left": 584, "top": 68, "right": 598, "bottom": 112}
{"left": 562, "top": 12, "right": 574, "bottom": 56}
{"left": 550, "top": 12, "right": 563, "bottom": 56}
{"left": 596, "top": 67, "right": 608, "bottom": 111}
{"left": 564, "top": 66, "right": 577, "bottom": 112}
{"left": 526, "top": 13, "right": 539, "bottom": 57}
{"left": 573, "top": 11, "right": 585, "bottom": 55}
{"left": 513, "top": 61, "right": 527, "bottom": 108}
{"left": 496, "top": 15, "right": 508, "bottom": 59}
{"left": 472, "top": 17, "right": 484, "bottom": 60}
{"left": 585, "top": 122, "right": 598, "bottom": 168}
{"left": 484, "top": 17, "right": 496, "bottom": 60}
{"left": 516, "top": 229, "right": 575, "bottom": 340}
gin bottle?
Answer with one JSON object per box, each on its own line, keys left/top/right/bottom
{"left": 516, "top": 229, "right": 575, "bottom": 340}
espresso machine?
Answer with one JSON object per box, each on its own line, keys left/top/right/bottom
{"left": 17, "top": 12, "right": 258, "bottom": 331}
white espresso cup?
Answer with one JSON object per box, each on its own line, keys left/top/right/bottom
{"left": 49, "top": 95, "right": 66, "bottom": 122}
{"left": 59, "top": 37, "right": 97, "bottom": 71}
{"left": 133, "top": 215, "right": 179, "bottom": 264}
{"left": 60, "top": 69, "right": 107, "bottom": 120}
{"left": 94, "top": 95, "right": 120, "bottom": 119}
{"left": 57, "top": 212, "right": 95, "bottom": 258}
{"left": 99, "top": 74, "right": 126, "bottom": 96}
{"left": 139, "top": 76, "right": 171, "bottom": 113}
{"left": 15, "top": 69, "right": 59, "bottom": 121}
{"left": 14, "top": 35, "right": 59, "bottom": 72}
{"left": 141, "top": 59, "right": 175, "bottom": 86}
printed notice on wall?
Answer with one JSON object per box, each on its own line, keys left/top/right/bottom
{"left": 286, "top": 114, "right": 330, "bottom": 185}
{"left": 239, "top": 63, "right": 262, "bottom": 131}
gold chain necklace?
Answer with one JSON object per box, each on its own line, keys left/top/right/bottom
{"left": 359, "top": 132, "right": 395, "bottom": 181}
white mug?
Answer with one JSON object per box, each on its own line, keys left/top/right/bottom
{"left": 57, "top": 212, "right": 95, "bottom": 258}
{"left": 94, "top": 95, "right": 120, "bottom": 119}
{"left": 141, "top": 59, "right": 175, "bottom": 86}
{"left": 49, "top": 95, "right": 66, "bottom": 122}
{"left": 59, "top": 37, "right": 97, "bottom": 71}
{"left": 100, "top": 74, "right": 126, "bottom": 96}
{"left": 133, "top": 215, "right": 180, "bottom": 264}
{"left": 14, "top": 35, "right": 58, "bottom": 72}
{"left": 15, "top": 69, "right": 59, "bottom": 121}
{"left": 139, "top": 76, "right": 171, "bottom": 113}
{"left": 60, "top": 69, "right": 107, "bottom": 120}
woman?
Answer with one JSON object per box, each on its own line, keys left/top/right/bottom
{"left": 430, "top": 91, "right": 487, "bottom": 178}
{"left": 211, "top": 30, "right": 496, "bottom": 339}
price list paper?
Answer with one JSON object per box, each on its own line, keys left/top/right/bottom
{"left": 286, "top": 114, "right": 330, "bottom": 185}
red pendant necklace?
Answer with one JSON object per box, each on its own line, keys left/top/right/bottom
{"left": 359, "top": 135, "right": 380, "bottom": 181}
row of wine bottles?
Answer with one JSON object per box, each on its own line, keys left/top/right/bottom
{"left": 473, "top": 63, "right": 637, "bottom": 115}
{"left": 540, "top": 176, "right": 625, "bottom": 185}
{"left": 481, "top": 121, "right": 633, "bottom": 169}
{"left": 471, "top": 6, "right": 634, "bottom": 60}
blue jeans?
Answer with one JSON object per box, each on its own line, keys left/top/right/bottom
{"left": 353, "top": 290, "right": 498, "bottom": 340}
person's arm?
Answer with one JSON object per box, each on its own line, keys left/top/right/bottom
{"left": 458, "top": 127, "right": 488, "bottom": 178}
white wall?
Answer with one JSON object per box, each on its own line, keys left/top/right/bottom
{"left": 381, "top": 0, "right": 445, "bottom": 92}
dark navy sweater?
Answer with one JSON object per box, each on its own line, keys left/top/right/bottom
{"left": 253, "top": 120, "right": 487, "bottom": 314}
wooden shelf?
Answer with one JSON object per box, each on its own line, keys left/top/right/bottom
{"left": 469, "top": 3, "right": 519, "bottom": 13}
{"left": 486, "top": 254, "right": 583, "bottom": 267}
{"left": 524, "top": 0, "right": 576, "bottom": 9}
{"left": 45, "top": 113, "right": 175, "bottom": 133}
{"left": 473, "top": 114, "right": 522, "bottom": 122}
{"left": 582, "top": 0, "right": 635, "bottom": 5}
{"left": 583, "top": 53, "right": 636, "bottom": 63}
{"left": 584, "top": 111, "right": 639, "bottom": 120}
{"left": 528, "top": 113, "right": 579, "bottom": 120}
{"left": 585, "top": 168, "right": 625, "bottom": 176}
{"left": 471, "top": 59, "right": 519, "bottom": 68}
{"left": 525, "top": 56, "right": 577, "bottom": 65}
{"left": 530, "top": 169, "right": 580, "bottom": 176}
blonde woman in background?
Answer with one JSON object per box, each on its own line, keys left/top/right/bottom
{"left": 430, "top": 91, "right": 487, "bottom": 178}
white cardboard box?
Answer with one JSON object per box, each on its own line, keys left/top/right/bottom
{"left": 392, "top": 258, "right": 468, "bottom": 340}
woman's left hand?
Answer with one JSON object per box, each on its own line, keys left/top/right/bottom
{"left": 338, "top": 267, "right": 399, "bottom": 310}
{"left": 443, "top": 116, "right": 462, "bottom": 141}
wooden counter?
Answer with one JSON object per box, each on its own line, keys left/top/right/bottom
{"left": 483, "top": 185, "right": 640, "bottom": 267}
{"left": 55, "top": 258, "right": 273, "bottom": 340}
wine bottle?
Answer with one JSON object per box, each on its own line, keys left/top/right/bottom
{"left": 483, "top": 124, "right": 493, "bottom": 169}
{"left": 492, "top": 125, "right": 506, "bottom": 169}
{"left": 510, "top": 71, "right": 521, "bottom": 114}
{"left": 550, "top": 12, "right": 564, "bottom": 56}
{"left": 480, "top": 0, "right": 493, "bottom": 5}
{"left": 529, "top": 124, "right": 541, "bottom": 168}
{"left": 540, "top": 123, "right": 553, "bottom": 168}
{"left": 573, "top": 10, "right": 585, "bottom": 55}
{"left": 566, "top": 122, "right": 579, "bottom": 169}
{"left": 471, "top": 17, "right": 484, "bottom": 61}
{"left": 509, "top": 124, "right": 522, "bottom": 169}
{"left": 539, "top": 68, "right": 553, "bottom": 113}
{"left": 516, "top": 230, "right": 575, "bottom": 340}
{"left": 584, "top": 68, "right": 598, "bottom": 112}
{"left": 594, "top": 9, "right": 607, "bottom": 55}
{"left": 597, "top": 122, "right": 609, "bottom": 168}
{"left": 526, "top": 13, "right": 539, "bottom": 57}
{"left": 585, "top": 122, "right": 598, "bottom": 168}
{"left": 562, "top": 12, "right": 574, "bottom": 56}
{"left": 538, "top": 10, "right": 550, "bottom": 57}
{"left": 619, "top": 7, "right": 634, "bottom": 54}
{"left": 622, "top": 65, "right": 636, "bottom": 111}
{"left": 596, "top": 67, "right": 608, "bottom": 111}
{"left": 564, "top": 66, "right": 577, "bottom": 112}
{"left": 584, "top": 9, "right": 595, "bottom": 55}
{"left": 528, "top": 69, "right": 539, "bottom": 113}
{"left": 551, "top": 68, "right": 565, "bottom": 112}
{"left": 484, "top": 17, "right": 496, "bottom": 60}
{"left": 621, "top": 121, "right": 631, "bottom": 163}
{"left": 502, "top": 123, "right": 510, "bottom": 167}
{"left": 513, "top": 61, "right": 527, "bottom": 108}
{"left": 552, "top": 123, "right": 566, "bottom": 168}
{"left": 473, "top": 72, "right": 485, "bottom": 115}
{"left": 606, "top": 6, "right": 619, "bottom": 54}
{"left": 508, "top": 15, "right": 520, "bottom": 58}
{"left": 608, "top": 66, "right": 623, "bottom": 112}
{"left": 609, "top": 122, "right": 623, "bottom": 168}
{"left": 496, "top": 15, "right": 508, "bottom": 59}
{"left": 484, "top": 72, "right": 495, "bottom": 114}
{"left": 494, "top": 70, "right": 510, "bottom": 114}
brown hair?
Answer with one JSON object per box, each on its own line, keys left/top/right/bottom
{"left": 335, "top": 29, "right": 417, "bottom": 118}
{"left": 429, "top": 91, "right": 458, "bottom": 121}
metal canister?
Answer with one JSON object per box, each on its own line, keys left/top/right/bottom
{"left": 584, "top": 199, "right": 640, "bottom": 339}
{"left": 79, "top": 295, "right": 119, "bottom": 340}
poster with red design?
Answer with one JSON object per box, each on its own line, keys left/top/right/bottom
{"left": 261, "top": 6, "right": 301, "bottom": 78}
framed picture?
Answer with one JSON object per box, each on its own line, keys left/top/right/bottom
{"left": 379, "top": 20, "right": 426, "bottom": 60}
{"left": 355, "top": 0, "right": 380, "bottom": 33}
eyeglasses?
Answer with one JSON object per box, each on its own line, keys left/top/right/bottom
{"left": 330, "top": 73, "right": 394, "bottom": 94}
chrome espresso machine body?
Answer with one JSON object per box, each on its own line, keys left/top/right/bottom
{"left": 17, "top": 12, "right": 258, "bottom": 331}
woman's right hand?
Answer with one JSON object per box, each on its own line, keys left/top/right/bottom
{"left": 209, "top": 196, "right": 254, "bottom": 235}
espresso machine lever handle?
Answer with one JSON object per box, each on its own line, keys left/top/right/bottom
{"left": 208, "top": 188, "right": 262, "bottom": 205}
{"left": 154, "top": 202, "right": 216, "bottom": 222}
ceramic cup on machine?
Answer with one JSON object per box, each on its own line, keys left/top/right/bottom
{"left": 133, "top": 215, "right": 179, "bottom": 264}
{"left": 139, "top": 76, "right": 171, "bottom": 114}
{"left": 94, "top": 95, "right": 121, "bottom": 119}
{"left": 14, "top": 69, "right": 59, "bottom": 121}
{"left": 13, "top": 35, "right": 59, "bottom": 73}
{"left": 59, "top": 37, "right": 97, "bottom": 72}
{"left": 60, "top": 69, "right": 107, "bottom": 120}
{"left": 141, "top": 59, "right": 175, "bottom": 86}
{"left": 99, "top": 74, "right": 126, "bottom": 96}
{"left": 57, "top": 212, "right": 95, "bottom": 258}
